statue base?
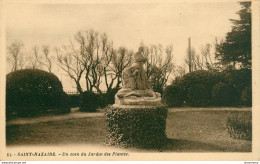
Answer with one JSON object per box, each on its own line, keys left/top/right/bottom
{"left": 115, "top": 89, "right": 162, "bottom": 106}
{"left": 105, "top": 105, "right": 168, "bottom": 148}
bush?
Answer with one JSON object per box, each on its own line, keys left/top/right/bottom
{"left": 163, "top": 80, "right": 184, "bottom": 107}
{"left": 95, "top": 88, "right": 120, "bottom": 109}
{"left": 6, "top": 69, "right": 70, "bottom": 119}
{"left": 105, "top": 87, "right": 120, "bottom": 105}
{"left": 241, "top": 86, "right": 252, "bottom": 107}
{"left": 79, "top": 91, "right": 99, "bottom": 112}
{"left": 223, "top": 68, "right": 252, "bottom": 105}
{"left": 68, "top": 94, "right": 80, "bottom": 107}
{"left": 163, "top": 69, "right": 251, "bottom": 107}
{"left": 212, "top": 82, "right": 236, "bottom": 106}
{"left": 105, "top": 105, "right": 168, "bottom": 148}
{"left": 223, "top": 68, "right": 251, "bottom": 91}
{"left": 226, "top": 111, "right": 252, "bottom": 140}
{"left": 96, "top": 92, "right": 107, "bottom": 108}
{"left": 52, "top": 91, "right": 71, "bottom": 114}
{"left": 186, "top": 84, "right": 209, "bottom": 107}
{"left": 182, "top": 70, "right": 222, "bottom": 107}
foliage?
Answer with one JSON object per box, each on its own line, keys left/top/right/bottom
{"left": 105, "top": 87, "right": 120, "bottom": 105}
{"left": 216, "top": 2, "right": 251, "bottom": 69}
{"left": 182, "top": 70, "right": 222, "bottom": 107}
{"left": 105, "top": 106, "right": 168, "bottom": 148}
{"left": 222, "top": 68, "right": 252, "bottom": 106}
{"left": 164, "top": 68, "right": 251, "bottom": 107}
{"left": 226, "top": 111, "right": 252, "bottom": 140}
{"left": 223, "top": 68, "right": 251, "bottom": 90}
{"left": 186, "top": 84, "right": 209, "bottom": 107}
{"left": 6, "top": 69, "right": 70, "bottom": 119}
{"left": 163, "top": 78, "right": 184, "bottom": 107}
{"left": 67, "top": 94, "right": 81, "bottom": 107}
{"left": 212, "top": 82, "right": 236, "bottom": 106}
{"left": 55, "top": 92, "right": 71, "bottom": 114}
{"left": 79, "top": 91, "right": 99, "bottom": 112}
{"left": 96, "top": 93, "right": 107, "bottom": 108}
{"left": 241, "top": 86, "right": 252, "bottom": 107}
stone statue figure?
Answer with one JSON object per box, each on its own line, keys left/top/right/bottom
{"left": 122, "top": 53, "right": 150, "bottom": 90}
{"left": 114, "top": 52, "right": 161, "bottom": 106}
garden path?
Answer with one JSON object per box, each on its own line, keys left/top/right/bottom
{"left": 6, "top": 108, "right": 104, "bottom": 126}
{"left": 6, "top": 107, "right": 251, "bottom": 126}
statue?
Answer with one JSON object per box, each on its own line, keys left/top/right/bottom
{"left": 114, "top": 52, "right": 161, "bottom": 106}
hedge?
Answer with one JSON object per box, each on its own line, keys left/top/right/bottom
{"left": 79, "top": 91, "right": 99, "bottom": 112}
{"left": 182, "top": 70, "right": 223, "bottom": 106}
{"left": 223, "top": 68, "right": 252, "bottom": 106}
{"left": 163, "top": 78, "right": 184, "bottom": 107}
{"left": 212, "top": 82, "right": 236, "bottom": 106}
{"left": 164, "top": 69, "right": 252, "bottom": 107}
{"left": 105, "top": 105, "right": 168, "bottom": 148}
{"left": 164, "top": 70, "right": 222, "bottom": 107}
{"left": 6, "top": 69, "right": 70, "bottom": 119}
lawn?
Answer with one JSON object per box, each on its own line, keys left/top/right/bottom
{"left": 6, "top": 109, "right": 251, "bottom": 152}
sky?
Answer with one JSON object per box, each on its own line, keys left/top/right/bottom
{"left": 4, "top": 1, "right": 241, "bottom": 91}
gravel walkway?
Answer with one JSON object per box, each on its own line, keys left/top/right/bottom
{"left": 6, "top": 108, "right": 104, "bottom": 126}
{"left": 168, "top": 107, "right": 251, "bottom": 112}
{"left": 6, "top": 107, "right": 251, "bottom": 126}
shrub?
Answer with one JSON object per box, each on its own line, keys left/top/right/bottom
{"left": 241, "top": 86, "right": 252, "bottom": 107}
{"left": 223, "top": 68, "right": 252, "bottom": 105}
{"left": 96, "top": 92, "right": 107, "bottom": 108}
{"left": 163, "top": 81, "right": 184, "bottom": 107}
{"left": 52, "top": 91, "right": 71, "bottom": 114}
{"left": 67, "top": 94, "right": 80, "bottom": 107}
{"left": 6, "top": 69, "right": 70, "bottom": 119}
{"left": 105, "top": 105, "right": 168, "bottom": 148}
{"left": 226, "top": 111, "right": 252, "bottom": 140}
{"left": 79, "top": 91, "right": 99, "bottom": 112}
{"left": 186, "top": 84, "right": 209, "bottom": 107}
{"left": 182, "top": 70, "right": 222, "bottom": 107}
{"left": 223, "top": 68, "right": 251, "bottom": 91}
{"left": 105, "top": 87, "right": 120, "bottom": 105}
{"left": 212, "top": 82, "right": 236, "bottom": 106}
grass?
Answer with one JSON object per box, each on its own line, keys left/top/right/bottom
{"left": 6, "top": 110, "right": 251, "bottom": 152}
{"left": 226, "top": 111, "right": 252, "bottom": 140}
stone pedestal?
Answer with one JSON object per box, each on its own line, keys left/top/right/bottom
{"left": 105, "top": 104, "right": 168, "bottom": 148}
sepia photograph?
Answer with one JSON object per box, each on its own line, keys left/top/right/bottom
{"left": 0, "top": 0, "right": 259, "bottom": 161}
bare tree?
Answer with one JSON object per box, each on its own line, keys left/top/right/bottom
{"left": 26, "top": 45, "right": 41, "bottom": 70}
{"left": 73, "top": 30, "right": 104, "bottom": 93}
{"left": 185, "top": 47, "right": 203, "bottom": 72}
{"left": 56, "top": 30, "right": 115, "bottom": 93}
{"left": 34, "top": 45, "right": 53, "bottom": 73}
{"left": 107, "top": 47, "right": 133, "bottom": 91}
{"left": 174, "top": 65, "right": 186, "bottom": 78}
{"left": 71, "top": 30, "right": 133, "bottom": 93}
{"left": 7, "top": 41, "right": 25, "bottom": 71}
{"left": 137, "top": 43, "right": 174, "bottom": 94}
{"left": 56, "top": 43, "right": 85, "bottom": 94}
{"left": 200, "top": 43, "right": 216, "bottom": 71}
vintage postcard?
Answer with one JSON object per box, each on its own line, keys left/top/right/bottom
{"left": 0, "top": 0, "right": 260, "bottom": 161}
